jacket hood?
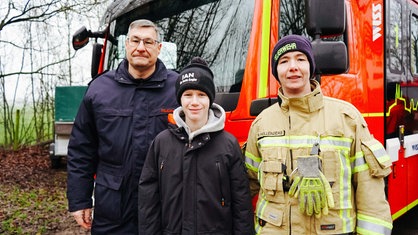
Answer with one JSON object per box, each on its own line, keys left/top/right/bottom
{"left": 278, "top": 80, "right": 324, "bottom": 113}
{"left": 173, "top": 103, "right": 225, "bottom": 141}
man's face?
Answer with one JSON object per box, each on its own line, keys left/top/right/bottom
{"left": 276, "top": 51, "right": 311, "bottom": 98}
{"left": 125, "top": 26, "right": 161, "bottom": 73}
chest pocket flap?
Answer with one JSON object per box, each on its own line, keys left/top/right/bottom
{"left": 95, "top": 171, "right": 123, "bottom": 191}
{"left": 361, "top": 138, "right": 392, "bottom": 178}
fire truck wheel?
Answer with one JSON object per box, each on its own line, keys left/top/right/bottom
{"left": 49, "top": 143, "right": 61, "bottom": 169}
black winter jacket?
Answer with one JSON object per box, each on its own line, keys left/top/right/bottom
{"left": 67, "top": 59, "right": 178, "bottom": 234}
{"left": 138, "top": 104, "right": 254, "bottom": 235}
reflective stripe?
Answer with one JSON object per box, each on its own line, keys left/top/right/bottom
{"left": 245, "top": 151, "right": 260, "bottom": 172}
{"left": 352, "top": 151, "right": 369, "bottom": 173}
{"left": 338, "top": 150, "right": 352, "bottom": 209}
{"left": 257, "top": 135, "right": 352, "bottom": 149}
{"left": 357, "top": 213, "right": 393, "bottom": 235}
{"left": 338, "top": 149, "right": 354, "bottom": 232}
{"left": 368, "top": 142, "right": 391, "bottom": 164}
{"left": 256, "top": 195, "right": 268, "bottom": 219}
{"left": 255, "top": 222, "right": 262, "bottom": 235}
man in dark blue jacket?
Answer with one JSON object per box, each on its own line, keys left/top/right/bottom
{"left": 67, "top": 19, "right": 178, "bottom": 234}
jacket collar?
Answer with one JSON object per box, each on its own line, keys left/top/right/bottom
{"left": 173, "top": 103, "right": 225, "bottom": 142}
{"left": 278, "top": 80, "right": 324, "bottom": 113}
{"left": 113, "top": 59, "right": 169, "bottom": 86}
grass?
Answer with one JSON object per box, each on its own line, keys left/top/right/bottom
{"left": 0, "top": 147, "right": 82, "bottom": 235}
{"left": 0, "top": 107, "right": 54, "bottom": 148}
{"left": 0, "top": 184, "right": 68, "bottom": 234}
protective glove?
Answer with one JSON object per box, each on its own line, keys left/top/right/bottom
{"left": 288, "top": 156, "right": 334, "bottom": 218}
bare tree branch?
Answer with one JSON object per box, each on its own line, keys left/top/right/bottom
{"left": 0, "top": 0, "right": 108, "bottom": 31}
{"left": 0, "top": 0, "right": 111, "bottom": 148}
{"left": 0, "top": 53, "right": 76, "bottom": 78}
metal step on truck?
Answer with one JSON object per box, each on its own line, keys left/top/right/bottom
{"left": 49, "top": 86, "right": 87, "bottom": 168}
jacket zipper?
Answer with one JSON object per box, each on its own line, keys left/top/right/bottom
{"left": 159, "top": 160, "right": 164, "bottom": 202}
{"left": 216, "top": 161, "right": 225, "bottom": 207}
{"left": 160, "top": 160, "right": 165, "bottom": 171}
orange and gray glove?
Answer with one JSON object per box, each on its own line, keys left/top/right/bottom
{"left": 288, "top": 156, "right": 334, "bottom": 218}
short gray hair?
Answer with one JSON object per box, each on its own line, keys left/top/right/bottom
{"left": 127, "top": 19, "right": 161, "bottom": 41}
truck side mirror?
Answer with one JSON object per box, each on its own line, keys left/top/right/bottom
{"left": 305, "top": 0, "right": 346, "bottom": 36}
{"left": 305, "top": 0, "right": 348, "bottom": 76}
{"left": 72, "top": 26, "right": 90, "bottom": 50}
{"left": 72, "top": 26, "right": 107, "bottom": 51}
{"left": 312, "top": 39, "right": 348, "bottom": 75}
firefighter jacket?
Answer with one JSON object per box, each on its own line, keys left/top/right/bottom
{"left": 138, "top": 104, "right": 255, "bottom": 234}
{"left": 67, "top": 59, "right": 178, "bottom": 234}
{"left": 244, "top": 80, "right": 393, "bottom": 235}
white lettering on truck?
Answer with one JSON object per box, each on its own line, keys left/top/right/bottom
{"left": 372, "top": 3, "right": 382, "bottom": 41}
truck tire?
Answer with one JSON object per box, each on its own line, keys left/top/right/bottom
{"left": 49, "top": 143, "right": 61, "bottom": 169}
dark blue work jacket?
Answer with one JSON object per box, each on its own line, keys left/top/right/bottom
{"left": 67, "top": 59, "right": 178, "bottom": 234}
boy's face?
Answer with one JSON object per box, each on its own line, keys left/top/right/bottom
{"left": 181, "top": 89, "right": 210, "bottom": 126}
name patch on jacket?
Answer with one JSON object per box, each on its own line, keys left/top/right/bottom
{"left": 160, "top": 108, "right": 174, "bottom": 114}
{"left": 257, "top": 130, "right": 285, "bottom": 139}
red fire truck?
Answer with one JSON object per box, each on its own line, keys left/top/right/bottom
{"left": 72, "top": 0, "right": 418, "bottom": 220}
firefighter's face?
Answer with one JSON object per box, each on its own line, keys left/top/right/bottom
{"left": 125, "top": 26, "right": 161, "bottom": 76}
{"left": 276, "top": 51, "right": 311, "bottom": 98}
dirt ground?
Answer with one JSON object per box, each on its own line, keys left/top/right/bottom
{"left": 2, "top": 145, "right": 418, "bottom": 234}
{"left": 0, "top": 145, "right": 90, "bottom": 234}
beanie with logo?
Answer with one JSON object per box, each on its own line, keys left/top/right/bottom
{"left": 175, "top": 57, "right": 215, "bottom": 105}
{"left": 271, "top": 35, "right": 316, "bottom": 81}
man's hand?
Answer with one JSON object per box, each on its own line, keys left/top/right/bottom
{"left": 71, "top": 208, "right": 92, "bottom": 230}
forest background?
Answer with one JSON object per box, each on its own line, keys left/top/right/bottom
{"left": 1, "top": 0, "right": 112, "bottom": 149}
{"left": 1, "top": 1, "right": 111, "bottom": 234}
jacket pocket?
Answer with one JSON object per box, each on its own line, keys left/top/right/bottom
{"left": 260, "top": 204, "right": 284, "bottom": 227}
{"left": 95, "top": 171, "right": 123, "bottom": 190}
{"left": 321, "top": 150, "right": 339, "bottom": 186}
{"left": 94, "top": 171, "right": 123, "bottom": 220}
{"left": 148, "top": 107, "right": 171, "bottom": 134}
{"left": 259, "top": 147, "right": 286, "bottom": 203}
{"left": 96, "top": 108, "right": 133, "bottom": 130}
{"left": 361, "top": 138, "right": 392, "bottom": 177}
{"left": 320, "top": 148, "right": 354, "bottom": 210}
{"left": 95, "top": 108, "right": 133, "bottom": 165}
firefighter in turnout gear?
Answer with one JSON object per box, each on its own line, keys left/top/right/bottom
{"left": 244, "top": 35, "right": 393, "bottom": 235}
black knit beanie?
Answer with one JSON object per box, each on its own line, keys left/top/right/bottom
{"left": 176, "top": 57, "right": 215, "bottom": 105}
{"left": 271, "top": 35, "right": 316, "bottom": 81}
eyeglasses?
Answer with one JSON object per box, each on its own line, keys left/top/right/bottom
{"left": 126, "top": 37, "right": 159, "bottom": 48}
